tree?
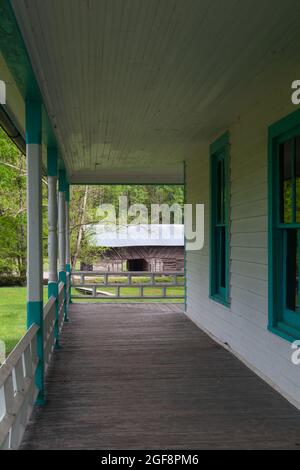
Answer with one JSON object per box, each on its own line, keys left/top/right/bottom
{"left": 0, "top": 128, "right": 27, "bottom": 277}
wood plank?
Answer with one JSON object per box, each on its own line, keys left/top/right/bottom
{"left": 20, "top": 303, "right": 300, "bottom": 450}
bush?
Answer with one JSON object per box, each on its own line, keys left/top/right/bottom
{"left": 0, "top": 275, "right": 26, "bottom": 287}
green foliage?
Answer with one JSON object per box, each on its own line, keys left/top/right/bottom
{"left": 0, "top": 128, "right": 27, "bottom": 276}
{"left": 0, "top": 125, "right": 184, "bottom": 276}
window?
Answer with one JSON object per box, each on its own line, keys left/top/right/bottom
{"left": 269, "top": 109, "right": 300, "bottom": 341}
{"left": 209, "top": 132, "right": 230, "bottom": 306}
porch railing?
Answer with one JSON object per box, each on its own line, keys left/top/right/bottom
{"left": 0, "top": 324, "right": 38, "bottom": 450}
{"left": 58, "top": 281, "right": 65, "bottom": 332}
{"left": 71, "top": 271, "right": 185, "bottom": 301}
{"left": 43, "top": 297, "right": 56, "bottom": 374}
{"left": 0, "top": 280, "right": 67, "bottom": 450}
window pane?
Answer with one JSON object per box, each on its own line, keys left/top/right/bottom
{"left": 296, "top": 137, "right": 300, "bottom": 223}
{"left": 216, "top": 226, "right": 226, "bottom": 290}
{"left": 280, "top": 140, "right": 293, "bottom": 223}
{"left": 216, "top": 158, "right": 224, "bottom": 224}
{"left": 285, "top": 229, "right": 298, "bottom": 312}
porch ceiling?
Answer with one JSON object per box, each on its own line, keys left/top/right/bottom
{"left": 10, "top": 0, "right": 300, "bottom": 184}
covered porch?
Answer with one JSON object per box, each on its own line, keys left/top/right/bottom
{"left": 21, "top": 303, "right": 300, "bottom": 450}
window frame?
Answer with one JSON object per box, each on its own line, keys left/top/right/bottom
{"left": 268, "top": 108, "right": 300, "bottom": 342}
{"left": 209, "top": 132, "right": 230, "bottom": 307}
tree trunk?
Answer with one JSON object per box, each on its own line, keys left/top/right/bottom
{"left": 72, "top": 186, "right": 89, "bottom": 270}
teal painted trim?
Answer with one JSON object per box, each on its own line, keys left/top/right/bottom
{"left": 268, "top": 109, "right": 300, "bottom": 342}
{"left": 48, "top": 281, "right": 60, "bottom": 347}
{"left": 59, "top": 270, "right": 69, "bottom": 321}
{"left": 48, "top": 281, "right": 58, "bottom": 299}
{"left": 25, "top": 100, "right": 42, "bottom": 145}
{"left": 58, "top": 169, "right": 67, "bottom": 192}
{"left": 268, "top": 325, "right": 297, "bottom": 344}
{"left": 59, "top": 270, "right": 66, "bottom": 284}
{"left": 47, "top": 147, "right": 58, "bottom": 177}
{"left": 27, "top": 301, "right": 45, "bottom": 403}
{"left": 209, "top": 132, "right": 230, "bottom": 306}
{"left": 209, "top": 294, "right": 230, "bottom": 308}
{"left": 0, "top": 1, "right": 62, "bottom": 153}
{"left": 183, "top": 161, "right": 187, "bottom": 312}
{"left": 269, "top": 108, "right": 300, "bottom": 139}
{"left": 210, "top": 131, "right": 229, "bottom": 155}
{"left": 0, "top": 0, "right": 41, "bottom": 100}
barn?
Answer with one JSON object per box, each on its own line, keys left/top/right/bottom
{"left": 84, "top": 224, "right": 184, "bottom": 273}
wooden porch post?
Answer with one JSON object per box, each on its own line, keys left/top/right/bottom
{"left": 65, "top": 183, "right": 72, "bottom": 303}
{"left": 58, "top": 169, "right": 68, "bottom": 321}
{"left": 47, "top": 147, "right": 60, "bottom": 347}
{"left": 26, "top": 99, "right": 45, "bottom": 404}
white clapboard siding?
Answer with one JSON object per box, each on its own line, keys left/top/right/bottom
{"left": 186, "top": 64, "right": 300, "bottom": 409}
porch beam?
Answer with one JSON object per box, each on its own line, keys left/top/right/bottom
{"left": 26, "top": 99, "right": 44, "bottom": 404}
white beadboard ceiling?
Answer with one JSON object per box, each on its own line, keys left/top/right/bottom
{"left": 11, "top": 0, "right": 300, "bottom": 183}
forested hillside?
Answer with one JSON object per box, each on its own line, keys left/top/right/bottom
{"left": 0, "top": 129, "right": 183, "bottom": 282}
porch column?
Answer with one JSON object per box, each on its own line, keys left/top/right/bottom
{"left": 47, "top": 148, "right": 60, "bottom": 347}
{"left": 65, "top": 183, "right": 72, "bottom": 304}
{"left": 58, "top": 169, "right": 68, "bottom": 321}
{"left": 26, "top": 100, "right": 44, "bottom": 404}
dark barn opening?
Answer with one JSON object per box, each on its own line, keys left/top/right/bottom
{"left": 127, "top": 259, "right": 149, "bottom": 272}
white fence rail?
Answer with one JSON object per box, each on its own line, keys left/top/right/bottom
{"left": 71, "top": 271, "right": 185, "bottom": 300}
{"left": 0, "top": 281, "right": 67, "bottom": 450}
{"left": 43, "top": 297, "right": 56, "bottom": 373}
{"left": 0, "top": 324, "right": 39, "bottom": 450}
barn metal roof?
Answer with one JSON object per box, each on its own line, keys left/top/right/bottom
{"left": 92, "top": 224, "right": 184, "bottom": 247}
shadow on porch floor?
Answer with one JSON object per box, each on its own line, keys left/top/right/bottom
{"left": 21, "top": 303, "right": 300, "bottom": 450}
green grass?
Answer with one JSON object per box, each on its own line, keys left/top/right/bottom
{"left": 0, "top": 287, "right": 48, "bottom": 357}
{"left": 0, "top": 287, "right": 28, "bottom": 356}
{"left": 0, "top": 284, "right": 184, "bottom": 358}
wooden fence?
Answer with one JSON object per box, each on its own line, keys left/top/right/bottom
{"left": 71, "top": 271, "right": 185, "bottom": 300}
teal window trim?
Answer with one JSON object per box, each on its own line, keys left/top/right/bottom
{"left": 209, "top": 132, "right": 230, "bottom": 307}
{"left": 268, "top": 108, "right": 300, "bottom": 342}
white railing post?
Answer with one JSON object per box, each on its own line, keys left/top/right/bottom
{"left": 65, "top": 183, "right": 72, "bottom": 304}
{"left": 58, "top": 169, "right": 69, "bottom": 321}
{"left": 25, "top": 99, "right": 45, "bottom": 404}
{"left": 47, "top": 147, "right": 60, "bottom": 347}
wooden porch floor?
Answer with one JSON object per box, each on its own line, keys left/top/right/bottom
{"left": 21, "top": 303, "right": 300, "bottom": 450}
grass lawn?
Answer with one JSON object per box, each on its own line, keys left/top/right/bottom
{"left": 0, "top": 285, "right": 184, "bottom": 358}
{"left": 0, "top": 287, "right": 47, "bottom": 357}
{"left": 0, "top": 287, "right": 28, "bottom": 357}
